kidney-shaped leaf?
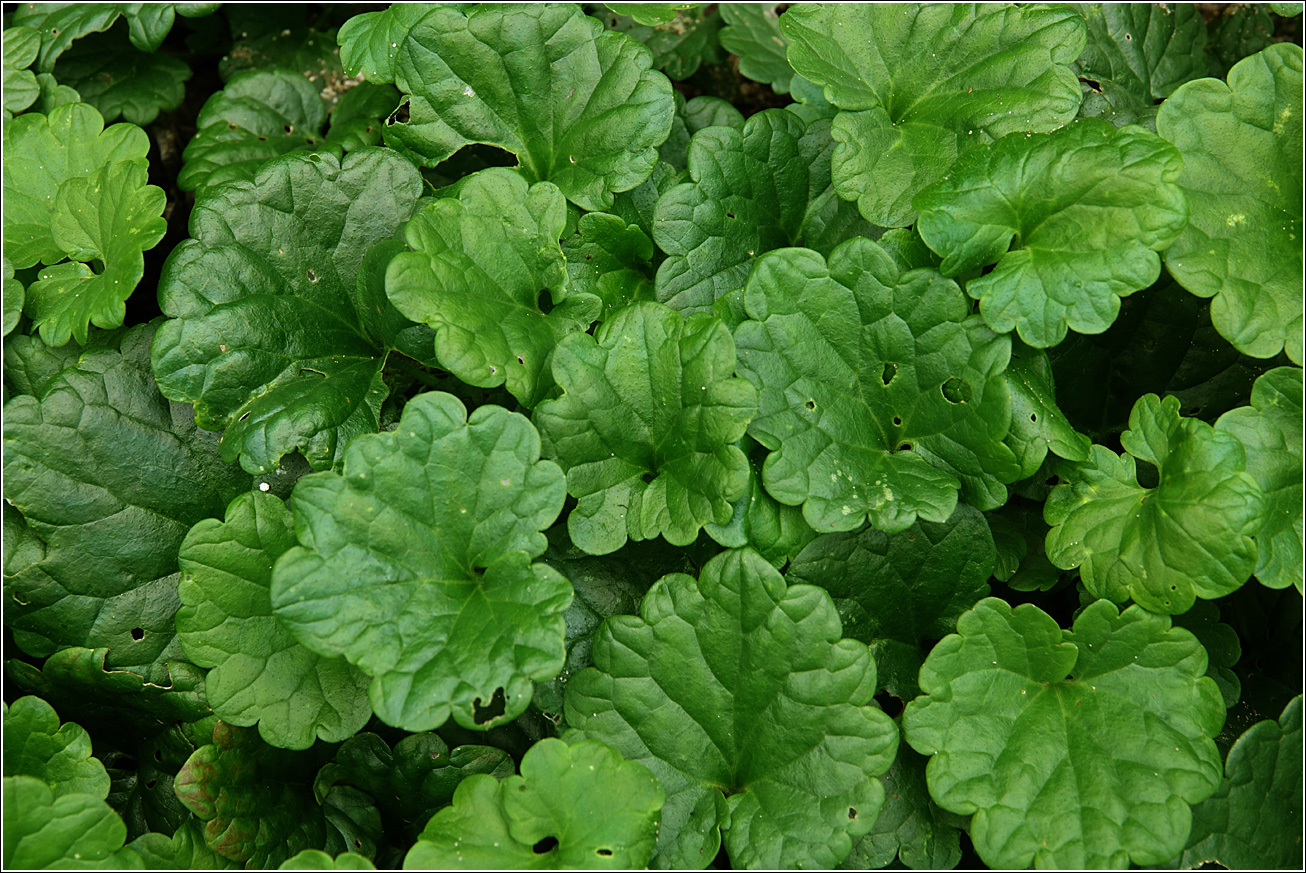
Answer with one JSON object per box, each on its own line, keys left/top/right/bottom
{"left": 177, "top": 491, "right": 372, "bottom": 750}
{"left": 534, "top": 302, "right": 756, "bottom": 556}
{"left": 915, "top": 119, "right": 1189, "bottom": 348}
{"left": 3, "top": 696, "right": 110, "bottom": 798}
{"left": 733, "top": 241, "right": 1018, "bottom": 535}
{"left": 1215, "top": 367, "right": 1303, "bottom": 593}
{"left": 151, "top": 148, "right": 428, "bottom": 475}
{"left": 1072, "top": 3, "right": 1209, "bottom": 104}
{"left": 566, "top": 548, "right": 899, "bottom": 870}
{"left": 1, "top": 775, "right": 128, "bottom": 870}
{"left": 1046, "top": 394, "right": 1267, "bottom": 614}
{"left": 405, "top": 738, "right": 664, "bottom": 870}
{"left": 347, "top": 4, "right": 674, "bottom": 212}
{"left": 271, "top": 391, "right": 569, "bottom": 732}
{"left": 1158, "top": 43, "right": 1304, "bottom": 364}
{"left": 781, "top": 3, "right": 1085, "bottom": 226}
{"left": 386, "top": 167, "right": 600, "bottom": 409}
{"left": 903, "top": 597, "right": 1225, "bottom": 869}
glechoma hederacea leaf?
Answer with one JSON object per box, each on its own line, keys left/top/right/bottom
{"left": 1045, "top": 393, "right": 1267, "bottom": 614}
{"left": 903, "top": 597, "right": 1225, "bottom": 869}
{"left": 3, "top": 696, "right": 110, "bottom": 799}
{"left": 341, "top": 3, "right": 674, "bottom": 212}
{"left": 152, "top": 148, "right": 428, "bottom": 475}
{"left": 405, "top": 738, "right": 664, "bottom": 870}
{"left": 535, "top": 301, "right": 756, "bottom": 556}
{"left": 733, "top": 240, "right": 1018, "bottom": 534}
{"left": 1158, "top": 43, "right": 1304, "bottom": 364}
{"left": 386, "top": 167, "right": 601, "bottom": 409}
{"left": 565, "top": 548, "right": 898, "bottom": 870}
{"left": 270, "top": 391, "right": 570, "bottom": 732}
{"left": 780, "top": 3, "right": 1086, "bottom": 226}
{"left": 177, "top": 491, "right": 373, "bottom": 750}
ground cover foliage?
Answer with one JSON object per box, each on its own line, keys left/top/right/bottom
{"left": 2, "top": 2, "right": 1304, "bottom": 870}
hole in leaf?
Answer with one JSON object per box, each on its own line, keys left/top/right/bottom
{"left": 283, "top": 124, "right": 294, "bottom": 134}
{"left": 305, "top": 137, "right": 317, "bottom": 145}
{"left": 154, "top": 749, "right": 163, "bottom": 762}
{"left": 387, "top": 101, "right": 411, "bottom": 125}
{"left": 306, "top": 268, "right": 318, "bottom": 283}
{"left": 1030, "top": 412, "right": 1038, "bottom": 422}
{"left": 472, "top": 687, "right": 507, "bottom": 724}
{"left": 725, "top": 212, "right": 735, "bottom": 219}
{"left": 941, "top": 377, "right": 971, "bottom": 404}
{"left": 881, "top": 362, "right": 896, "bottom": 385}
{"left": 896, "top": 442, "right": 912, "bottom": 452}
{"left": 805, "top": 399, "right": 816, "bottom": 411}
{"left": 353, "top": 839, "right": 362, "bottom": 849}
{"left": 533, "top": 837, "right": 559, "bottom": 855}
{"left": 12, "top": 591, "right": 27, "bottom": 605}
{"left": 892, "top": 416, "right": 902, "bottom": 426}
{"left": 227, "top": 121, "right": 238, "bottom": 130}
{"left": 537, "top": 288, "right": 555, "bottom": 315}
{"left": 130, "top": 627, "right": 145, "bottom": 641}
{"left": 847, "top": 807, "right": 858, "bottom": 820}
{"left": 257, "top": 136, "right": 268, "bottom": 141}
{"left": 596, "top": 848, "right": 613, "bottom": 857}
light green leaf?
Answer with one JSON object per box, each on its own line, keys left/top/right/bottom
{"left": 718, "top": 4, "right": 798, "bottom": 94}
{"left": 1181, "top": 695, "right": 1303, "bottom": 869}
{"left": 609, "top": 160, "right": 679, "bottom": 241}
{"left": 653, "top": 108, "right": 875, "bottom": 316}
{"left": 12, "top": 2, "right": 218, "bottom": 70}
{"left": 915, "top": 119, "right": 1188, "bottom": 348}
{"left": 3, "top": 696, "right": 110, "bottom": 798}
{"left": 32, "top": 71, "right": 81, "bottom": 114}
{"left": 606, "top": 4, "right": 702, "bottom": 27}
{"left": 659, "top": 92, "right": 744, "bottom": 172}
{"left": 175, "top": 722, "right": 381, "bottom": 867}
{"left": 152, "top": 148, "right": 427, "bottom": 475}
{"left": 3, "top": 257, "right": 23, "bottom": 336}
{"left": 1158, "top": 43, "right": 1304, "bottom": 364}
{"left": 781, "top": 3, "right": 1085, "bottom": 226}
{"left": 904, "top": 597, "right": 1226, "bottom": 869}
{"left": 566, "top": 548, "right": 898, "bottom": 869}
{"left": 386, "top": 168, "right": 599, "bottom": 409}
{"left": 2, "top": 775, "right": 128, "bottom": 869}
{"left": 337, "top": 4, "right": 435, "bottom": 84}
{"left": 405, "top": 738, "right": 664, "bottom": 870}
{"left": 52, "top": 29, "right": 191, "bottom": 124}
{"left": 282, "top": 850, "right": 377, "bottom": 870}
{"left": 787, "top": 504, "right": 994, "bottom": 701}
{"left": 271, "top": 391, "right": 569, "bottom": 732}
{"left": 177, "top": 491, "right": 372, "bottom": 750}
{"left": 25, "top": 160, "right": 166, "bottom": 347}
{"left": 704, "top": 442, "right": 816, "bottom": 569}
{"left": 733, "top": 241, "right": 1018, "bottom": 535}
{"left": 350, "top": 4, "right": 674, "bottom": 212}
{"left": 1002, "top": 340, "right": 1092, "bottom": 478}
{"left": 316, "top": 732, "right": 513, "bottom": 843}
{"left": 534, "top": 302, "right": 756, "bottom": 555}
{"left": 560, "top": 211, "right": 656, "bottom": 320}
{"left": 1046, "top": 393, "right": 1267, "bottom": 614}
{"left": 3, "top": 25, "right": 41, "bottom": 114}
{"left": 2, "top": 101, "right": 149, "bottom": 269}
{"left": 3, "top": 324, "right": 252, "bottom": 682}
{"left": 1072, "top": 3, "right": 1209, "bottom": 105}
{"left": 1216, "top": 367, "right": 1304, "bottom": 592}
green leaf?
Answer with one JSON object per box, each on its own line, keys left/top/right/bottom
{"left": 3, "top": 25, "right": 41, "bottom": 114}
{"left": 534, "top": 302, "right": 756, "bottom": 555}
{"left": 3, "top": 696, "right": 111, "bottom": 798}
{"left": 282, "top": 850, "right": 377, "bottom": 870}
{"left": 152, "top": 148, "right": 426, "bottom": 475}
{"left": 175, "top": 722, "right": 381, "bottom": 867}
{"left": 1207, "top": 4, "right": 1276, "bottom": 79}
{"left": 1181, "top": 695, "right": 1303, "bottom": 869}
{"left": 1002, "top": 340, "right": 1092, "bottom": 478}
{"left": 219, "top": 25, "right": 342, "bottom": 88}
{"left": 121, "top": 818, "right": 237, "bottom": 870}
{"left": 704, "top": 442, "right": 816, "bottom": 569}
{"left": 607, "top": 4, "right": 703, "bottom": 27}
{"left": 32, "top": 70, "right": 82, "bottom": 114}
{"left": 52, "top": 29, "right": 191, "bottom": 125}
{"left": 316, "top": 732, "right": 513, "bottom": 842}
{"left": 177, "top": 491, "right": 372, "bottom": 750}
{"left": 1173, "top": 600, "right": 1244, "bottom": 710}
{"left": 659, "top": 92, "right": 744, "bottom": 172}
{"left": 652, "top": 108, "right": 874, "bottom": 316}
{"left": 839, "top": 739, "right": 966, "bottom": 871}
{"left": 2, "top": 775, "right": 129, "bottom": 869}
{"left": 349, "top": 4, "right": 675, "bottom": 212}
{"left": 1158, "top": 43, "right": 1304, "bottom": 364}
{"left": 3, "top": 257, "right": 23, "bottom": 336}
{"left": 787, "top": 503, "right": 994, "bottom": 701}
{"left": 405, "top": 738, "right": 664, "bottom": 870}
{"left": 2, "top": 101, "right": 149, "bottom": 269}
{"left": 1046, "top": 393, "right": 1267, "bottom": 614}
{"left": 337, "top": 4, "right": 434, "bottom": 84}
{"left": 566, "top": 548, "right": 899, "bottom": 869}
{"left": 915, "top": 119, "right": 1188, "bottom": 348}
{"left": 178, "top": 70, "right": 329, "bottom": 192}
{"left": 781, "top": 3, "right": 1085, "bottom": 226}
{"left": 25, "top": 160, "right": 167, "bottom": 346}
{"left": 986, "top": 501, "right": 1065, "bottom": 593}
{"left": 903, "top": 597, "right": 1226, "bottom": 869}
{"left": 734, "top": 241, "right": 1018, "bottom": 535}
{"left": 606, "top": 7, "right": 723, "bottom": 81}
{"left": 3, "top": 324, "right": 252, "bottom": 682}
{"left": 608, "top": 160, "right": 679, "bottom": 241}
{"left": 718, "top": 4, "right": 799, "bottom": 94}
{"left": 386, "top": 168, "right": 599, "bottom": 409}
{"left": 1216, "top": 367, "right": 1304, "bottom": 593}
{"left": 560, "top": 211, "right": 656, "bottom": 320}
{"left": 12, "top": 2, "right": 218, "bottom": 70}
{"left": 1072, "top": 3, "right": 1209, "bottom": 104}
{"left": 270, "top": 391, "right": 569, "bottom": 732}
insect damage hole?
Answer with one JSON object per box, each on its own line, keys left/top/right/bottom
{"left": 533, "top": 837, "right": 559, "bottom": 854}
{"left": 596, "top": 848, "right": 613, "bottom": 857}
{"left": 882, "top": 362, "right": 897, "bottom": 385}
{"left": 847, "top": 807, "right": 858, "bottom": 820}
{"left": 130, "top": 627, "right": 145, "bottom": 641}
{"left": 472, "top": 687, "right": 507, "bottom": 724}
{"left": 941, "top": 376, "right": 971, "bottom": 404}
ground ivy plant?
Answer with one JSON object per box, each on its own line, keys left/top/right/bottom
{"left": 2, "top": 3, "right": 1303, "bottom": 871}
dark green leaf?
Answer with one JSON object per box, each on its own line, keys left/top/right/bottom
{"left": 52, "top": 29, "right": 191, "bottom": 124}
